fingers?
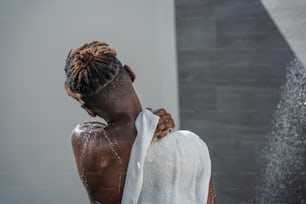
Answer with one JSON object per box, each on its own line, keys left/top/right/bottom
{"left": 156, "top": 132, "right": 166, "bottom": 139}
{"left": 156, "top": 118, "right": 174, "bottom": 132}
{"left": 153, "top": 108, "right": 166, "bottom": 116}
{"left": 155, "top": 128, "right": 174, "bottom": 139}
{"left": 169, "top": 118, "right": 175, "bottom": 129}
{"left": 157, "top": 114, "right": 172, "bottom": 124}
{"left": 153, "top": 108, "right": 176, "bottom": 140}
{"left": 158, "top": 114, "right": 175, "bottom": 129}
{"left": 155, "top": 109, "right": 175, "bottom": 129}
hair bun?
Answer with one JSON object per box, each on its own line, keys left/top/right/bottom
{"left": 73, "top": 43, "right": 117, "bottom": 69}
{"left": 65, "top": 41, "right": 121, "bottom": 100}
{"left": 75, "top": 48, "right": 95, "bottom": 67}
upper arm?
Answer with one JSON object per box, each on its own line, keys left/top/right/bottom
{"left": 71, "top": 129, "right": 84, "bottom": 176}
{"left": 71, "top": 126, "right": 90, "bottom": 182}
{"left": 70, "top": 122, "right": 106, "bottom": 187}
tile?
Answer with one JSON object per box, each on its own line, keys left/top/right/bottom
{"left": 176, "top": 1, "right": 214, "bottom": 19}
{"left": 177, "top": 33, "right": 216, "bottom": 50}
{"left": 177, "top": 50, "right": 216, "bottom": 68}
{"left": 215, "top": 0, "right": 266, "bottom": 20}
{"left": 175, "top": 0, "right": 303, "bottom": 203}
{"left": 176, "top": 17, "right": 215, "bottom": 38}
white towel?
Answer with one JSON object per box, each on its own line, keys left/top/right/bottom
{"left": 121, "top": 110, "right": 211, "bottom": 204}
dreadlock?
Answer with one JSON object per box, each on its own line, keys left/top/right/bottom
{"left": 64, "top": 41, "right": 123, "bottom": 103}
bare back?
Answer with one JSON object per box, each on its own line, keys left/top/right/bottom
{"left": 71, "top": 121, "right": 136, "bottom": 204}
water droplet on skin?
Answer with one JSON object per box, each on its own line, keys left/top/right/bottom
{"left": 118, "top": 174, "right": 122, "bottom": 193}
{"left": 103, "top": 131, "right": 122, "bottom": 165}
{"left": 76, "top": 122, "right": 103, "bottom": 190}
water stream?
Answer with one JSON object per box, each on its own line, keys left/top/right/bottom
{"left": 255, "top": 58, "right": 306, "bottom": 203}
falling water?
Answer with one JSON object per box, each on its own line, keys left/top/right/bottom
{"left": 102, "top": 131, "right": 122, "bottom": 165}
{"left": 255, "top": 58, "right": 306, "bottom": 203}
{"left": 77, "top": 123, "right": 99, "bottom": 189}
{"left": 75, "top": 121, "right": 123, "bottom": 191}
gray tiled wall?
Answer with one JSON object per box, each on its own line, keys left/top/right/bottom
{"left": 175, "top": 0, "right": 295, "bottom": 203}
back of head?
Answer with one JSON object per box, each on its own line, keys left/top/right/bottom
{"left": 64, "top": 41, "right": 124, "bottom": 104}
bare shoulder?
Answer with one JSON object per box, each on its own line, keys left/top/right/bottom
{"left": 70, "top": 121, "right": 108, "bottom": 159}
{"left": 71, "top": 121, "right": 106, "bottom": 142}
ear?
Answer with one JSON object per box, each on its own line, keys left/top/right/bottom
{"left": 81, "top": 104, "right": 97, "bottom": 117}
{"left": 123, "top": 65, "right": 136, "bottom": 82}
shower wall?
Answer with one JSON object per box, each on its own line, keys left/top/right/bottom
{"left": 0, "top": 1, "right": 177, "bottom": 203}
{"left": 175, "top": 0, "right": 305, "bottom": 203}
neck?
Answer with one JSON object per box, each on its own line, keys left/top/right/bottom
{"left": 83, "top": 83, "right": 143, "bottom": 128}
{"left": 106, "top": 108, "right": 142, "bottom": 127}
{"left": 102, "top": 95, "right": 142, "bottom": 128}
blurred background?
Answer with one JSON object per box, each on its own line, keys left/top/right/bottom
{"left": 0, "top": 0, "right": 306, "bottom": 203}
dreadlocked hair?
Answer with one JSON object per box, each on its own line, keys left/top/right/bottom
{"left": 64, "top": 41, "right": 123, "bottom": 103}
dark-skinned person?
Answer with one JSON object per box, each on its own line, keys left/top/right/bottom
{"left": 64, "top": 41, "right": 217, "bottom": 204}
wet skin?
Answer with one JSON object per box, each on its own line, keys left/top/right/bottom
{"left": 71, "top": 109, "right": 175, "bottom": 203}
{"left": 70, "top": 65, "right": 217, "bottom": 204}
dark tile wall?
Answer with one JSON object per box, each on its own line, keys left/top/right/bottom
{"left": 175, "top": 0, "right": 295, "bottom": 203}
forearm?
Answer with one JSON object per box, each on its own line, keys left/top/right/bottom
{"left": 207, "top": 177, "right": 217, "bottom": 204}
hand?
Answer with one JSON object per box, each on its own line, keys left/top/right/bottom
{"left": 147, "top": 108, "right": 175, "bottom": 140}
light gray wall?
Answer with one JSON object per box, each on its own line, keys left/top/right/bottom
{"left": 0, "top": 1, "right": 178, "bottom": 203}
{"left": 261, "top": 0, "right": 306, "bottom": 66}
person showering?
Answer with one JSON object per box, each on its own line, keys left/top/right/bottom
{"left": 64, "top": 41, "right": 216, "bottom": 204}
